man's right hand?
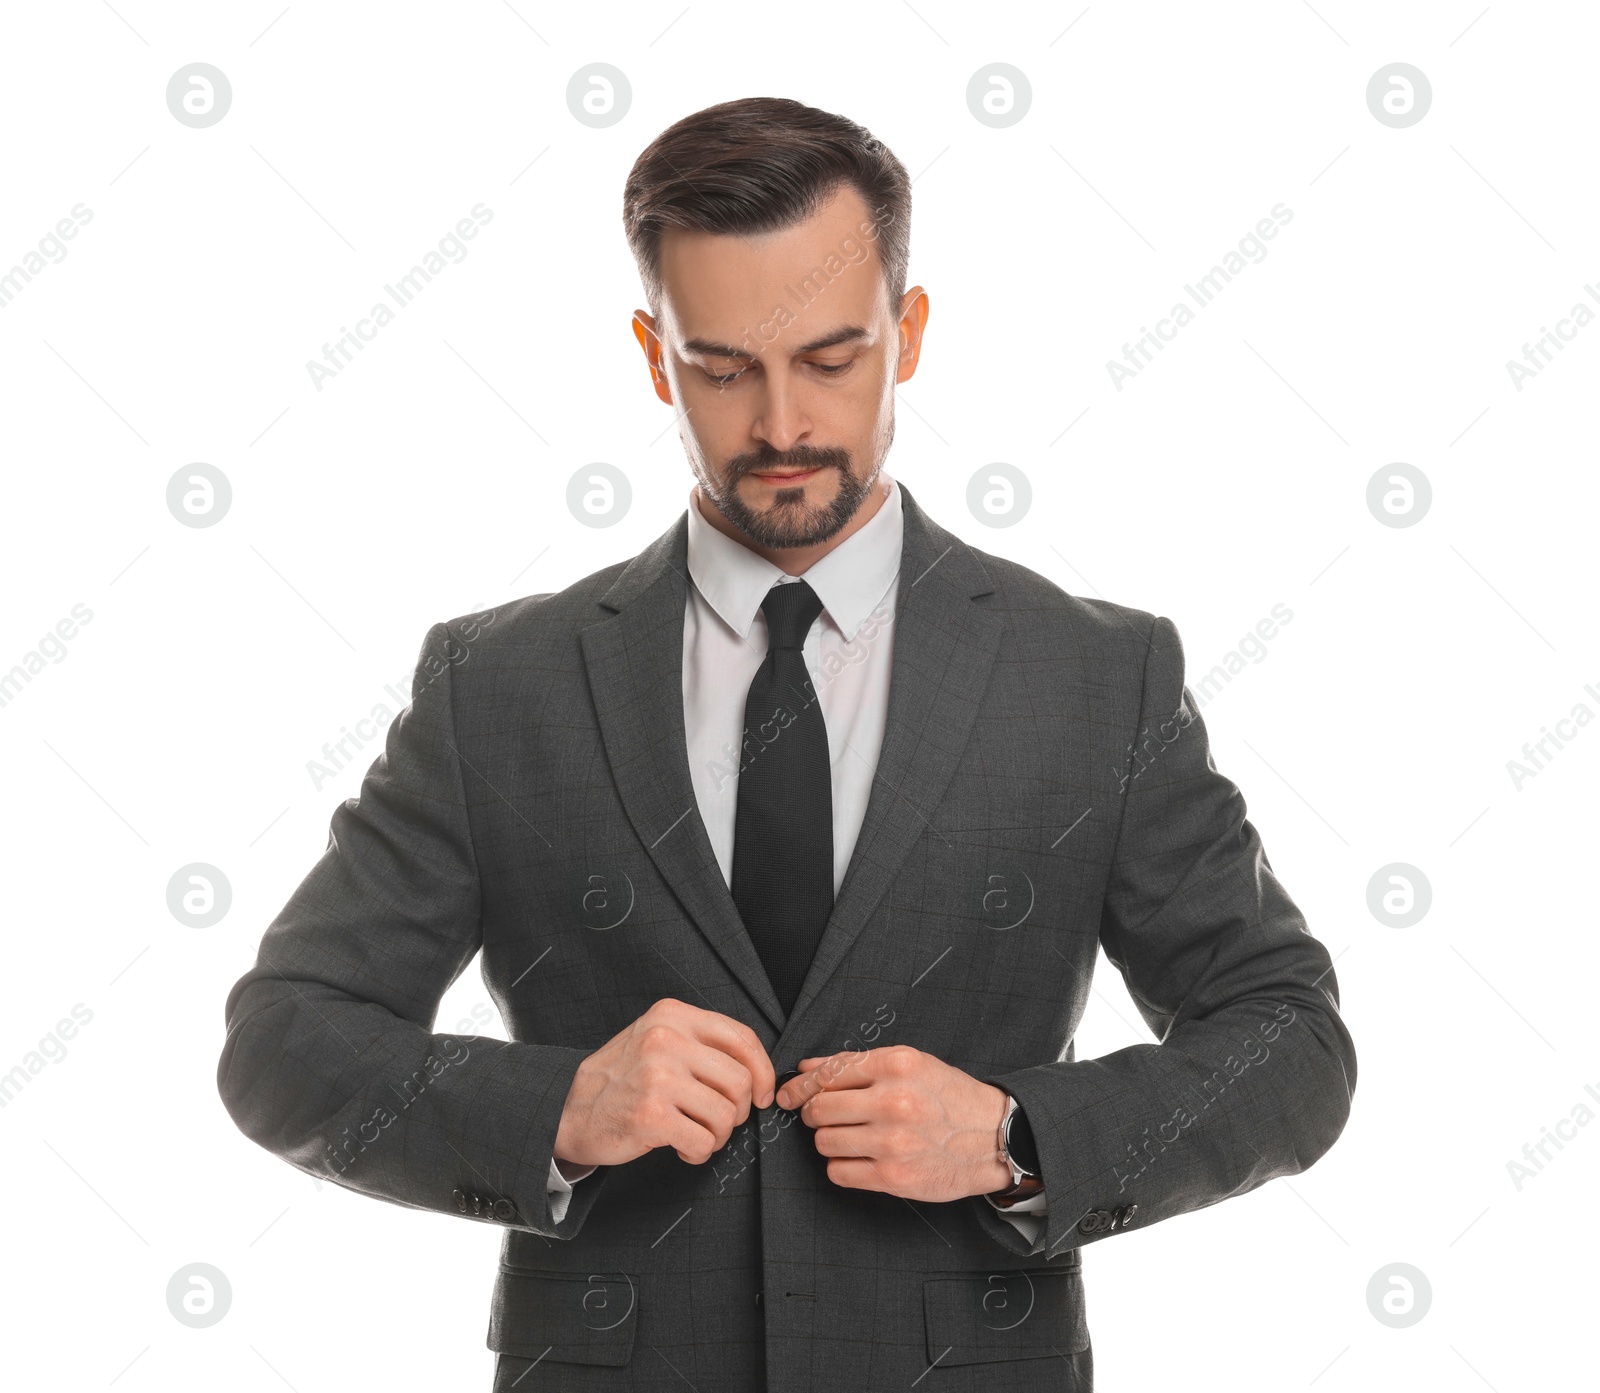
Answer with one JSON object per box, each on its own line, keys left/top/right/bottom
{"left": 553, "top": 997, "right": 776, "bottom": 1169}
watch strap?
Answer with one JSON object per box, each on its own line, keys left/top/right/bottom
{"left": 990, "top": 1174, "right": 1046, "bottom": 1207}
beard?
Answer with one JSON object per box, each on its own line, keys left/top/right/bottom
{"left": 701, "top": 437, "right": 884, "bottom": 550}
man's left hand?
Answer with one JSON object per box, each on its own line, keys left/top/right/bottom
{"left": 774, "top": 1044, "right": 1014, "bottom": 1202}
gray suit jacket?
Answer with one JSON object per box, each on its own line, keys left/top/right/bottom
{"left": 217, "top": 480, "right": 1355, "bottom": 1391}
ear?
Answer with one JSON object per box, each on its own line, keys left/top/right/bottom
{"left": 894, "top": 286, "right": 930, "bottom": 385}
{"left": 633, "top": 310, "right": 674, "bottom": 406}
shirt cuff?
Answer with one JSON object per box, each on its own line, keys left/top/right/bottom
{"left": 985, "top": 1189, "right": 1047, "bottom": 1246}
{"left": 551, "top": 1156, "right": 598, "bottom": 1185}
{"left": 985, "top": 1187, "right": 1048, "bottom": 1214}
{"left": 546, "top": 1156, "right": 598, "bottom": 1224}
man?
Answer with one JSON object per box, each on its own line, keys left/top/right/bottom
{"left": 218, "top": 96, "right": 1355, "bottom": 1391}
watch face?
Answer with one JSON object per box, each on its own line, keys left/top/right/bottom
{"left": 1005, "top": 1106, "right": 1041, "bottom": 1177}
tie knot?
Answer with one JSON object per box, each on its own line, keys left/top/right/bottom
{"left": 760, "top": 579, "right": 823, "bottom": 651}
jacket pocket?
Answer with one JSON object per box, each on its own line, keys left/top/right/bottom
{"left": 488, "top": 1268, "right": 637, "bottom": 1367}
{"left": 923, "top": 1266, "right": 1088, "bottom": 1364}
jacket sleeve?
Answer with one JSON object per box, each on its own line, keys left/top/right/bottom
{"left": 216, "top": 619, "right": 611, "bottom": 1240}
{"left": 971, "top": 613, "right": 1356, "bottom": 1259}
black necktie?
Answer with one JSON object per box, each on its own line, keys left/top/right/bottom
{"left": 730, "top": 579, "right": 834, "bottom": 1016}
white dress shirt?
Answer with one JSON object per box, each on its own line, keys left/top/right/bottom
{"left": 543, "top": 472, "right": 1045, "bottom": 1243}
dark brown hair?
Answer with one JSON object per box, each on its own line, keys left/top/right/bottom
{"left": 623, "top": 96, "right": 911, "bottom": 321}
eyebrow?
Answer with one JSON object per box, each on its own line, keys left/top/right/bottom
{"left": 681, "top": 324, "right": 871, "bottom": 361}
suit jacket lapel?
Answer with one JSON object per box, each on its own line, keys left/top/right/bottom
{"left": 579, "top": 481, "right": 1003, "bottom": 1042}
{"left": 777, "top": 484, "right": 1002, "bottom": 1045}
{"left": 580, "top": 516, "right": 789, "bottom": 1029}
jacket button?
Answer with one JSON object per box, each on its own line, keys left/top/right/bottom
{"left": 452, "top": 1189, "right": 469, "bottom": 1213}
{"left": 1078, "top": 1212, "right": 1100, "bottom": 1234}
{"left": 1119, "top": 1203, "right": 1138, "bottom": 1226}
{"left": 492, "top": 1199, "right": 515, "bottom": 1222}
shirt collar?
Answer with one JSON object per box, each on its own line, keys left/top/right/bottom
{"left": 685, "top": 471, "right": 903, "bottom": 644}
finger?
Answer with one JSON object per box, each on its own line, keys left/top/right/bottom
{"left": 680, "top": 1008, "right": 777, "bottom": 1108}
{"left": 680, "top": 1039, "right": 757, "bottom": 1122}
{"left": 816, "top": 1156, "right": 887, "bottom": 1194}
{"left": 810, "top": 1120, "right": 881, "bottom": 1159}
{"left": 794, "top": 1052, "right": 867, "bottom": 1073}
{"left": 794, "top": 1085, "right": 876, "bottom": 1128}
{"left": 778, "top": 1059, "right": 821, "bottom": 1107}
{"left": 778, "top": 1050, "right": 873, "bottom": 1108}
{"left": 668, "top": 1077, "right": 745, "bottom": 1155}
{"left": 660, "top": 1108, "right": 721, "bottom": 1166}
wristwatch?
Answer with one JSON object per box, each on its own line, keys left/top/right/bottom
{"left": 992, "top": 1093, "right": 1045, "bottom": 1205}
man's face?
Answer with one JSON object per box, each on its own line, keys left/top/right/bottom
{"left": 633, "top": 183, "right": 926, "bottom": 551}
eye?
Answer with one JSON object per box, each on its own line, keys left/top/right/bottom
{"left": 700, "top": 359, "right": 850, "bottom": 385}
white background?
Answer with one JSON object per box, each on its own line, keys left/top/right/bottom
{"left": 1, "top": 2, "right": 1595, "bottom": 1388}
